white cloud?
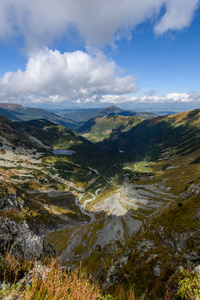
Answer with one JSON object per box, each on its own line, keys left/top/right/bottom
{"left": 65, "top": 92, "right": 200, "bottom": 104}
{"left": 0, "top": 0, "right": 199, "bottom": 49}
{"left": 81, "top": 93, "right": 199, "bottom": 104}
{"left": 0, "top": 48, "right": 138, "bottom": 103}
{"left": 0, "top": 1, "right": 199, "bottom": 105}
{"left": 154, "top": 0, "right": 200, "bottom": 35}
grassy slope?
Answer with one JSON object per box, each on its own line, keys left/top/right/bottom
{"left": 0, "top": 117, "right": 109, "bottom": 230}
{"left": 100, "top": 109, "right": 200, "bottom": 159}
{"left": 1, "top": 117, "right": 108, "bottom": 195}
{"left": 98, "top": 109, "right": 200, "bottom": 192}
{"left": 77, "top": 115, "right": 144, "bottom": 142}
{"left": 108, "top": 190, "right": 200, "bottom": 299}
{"left": 15, "top": 119, "right": 109, "bottom": 170}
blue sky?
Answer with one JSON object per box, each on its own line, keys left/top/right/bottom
{"left": 0, "top": 0, "right": 200, "bottom": 111}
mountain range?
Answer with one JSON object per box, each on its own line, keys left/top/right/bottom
{"left": 57, "top": 105, "right": 158, "bottom": 122}
{"left": 0, "top": 103, "right": 79, "bottom": 129}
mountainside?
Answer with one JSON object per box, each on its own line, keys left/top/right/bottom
{"left": 0, "top": 103, "right": 80, "bottom": 130}
{"left": 0, "top": 107, "right": 21, "bottom": 121}
{"left": 59, "top": 105, "right": 158, "bottom": 123}
{"left": 0, "top": 116, "right": 109, "bottom": 230}
{"left": 77, "top": 115, "right": 144, "bottom": 142}
{"left": 97, "top": 109, "right": 200, "bottom": 195}
{"left": 99, "top": 109, "right": 200, "bottom": 159}
{"left": 105, "top": 186, "right": 200, "bottom": 299}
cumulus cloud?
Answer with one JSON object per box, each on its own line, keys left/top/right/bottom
{"left": 0, "top": 1, "right": 199, "bottom": 104}
{"left": 97, "top": 93, "right": 200, "bottom": 104}
{"left": 0, "top": 0, "right": 199, "bottom": 49}
{"left": 0, "top": 48, "right": 138, "bottom": 103}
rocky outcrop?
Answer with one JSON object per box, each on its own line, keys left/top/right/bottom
{"left": 180, "top": 183, "right": 200, "bottom": 200}
{"left": 0, "top": 217, "right": 55, "bottom": 259}
{"left": 103, "top": 249, "right": 131, "bottom": 290}
{"left": 0, "top": 193, "right": 20, "bottom": 211}
{"left": 136, "top": 239, "right": 157, "bottom": 253}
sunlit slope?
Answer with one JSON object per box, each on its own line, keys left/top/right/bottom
{"left": 15, "top": 118, "right": 108, "bottom": 167}
{"left": 0, "top": 116, "right": 109, "bottom": 196}
{"left": 0, "top": 117, "right": 108, "bottom": 231}
{"left": 77, "top": 115, "right": 144, "bottom": 142}
{"left": 98, "top": 109, "right": 200, "bottom": 194}
{"left": 99, "top": 109, "right": 200, "bottom": 158}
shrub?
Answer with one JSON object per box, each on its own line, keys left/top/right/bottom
{"left": 176, "top": 269, "right": 200, "bottom": 300}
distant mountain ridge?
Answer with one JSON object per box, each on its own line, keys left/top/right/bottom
{"left": 0, "top": 103, "right": 158, "bottom": 133}
{"left": 58, "top": 105, "right": 158, "bottom": 123}
{"left": 0, "top": 103, "right": 80, "bottom": 130}
{"left": 0, "top": 103, "right": 26, "bottom": 110}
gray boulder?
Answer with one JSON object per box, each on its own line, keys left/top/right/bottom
{"left": 0, "top": 217, "right": 55, "bottom": 259}
{"left": 0, "top": 193, "right": 20, "bottom": 211}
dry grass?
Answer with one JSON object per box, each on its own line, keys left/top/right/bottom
{"left": 0, "top": 250, "right": 33, "bottom": 285}
{"left": 115, "top": 285, "right": 146, "bottom": 300}
{"left": 0, "top": 253, "right": 147, "bottom": 300}
{"left": 0, "top": 256, "right": 102, "bottom": 300}
{"left": 21, "top": 260, "right": 101, "bottom": 300}
{"left": 0, "top": 208, "right": 25, "bottom": 222}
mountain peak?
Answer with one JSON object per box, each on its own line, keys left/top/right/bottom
{"left": 0, "top": 103, "right": 25, "bottom": 110}
{"left": 107, "top": 105, "right": 119, "bottom": 109}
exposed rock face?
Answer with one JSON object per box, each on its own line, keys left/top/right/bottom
{"left": 0, "top": 217, "right": 55, "bottom": 259}
{"left": 0, "top": 193, "right": 20, "bottom": 211}
{"left": 136, "top": 239, "right": 157, "bottom": 253}
{"left": 180, "top": 184, "right": 200, "bottom": 200}
{"left": 103, "top": 249, "right": 131, "bottom": 290}
{"left": 154, "top": 262, "right": 162, "bottom": 276}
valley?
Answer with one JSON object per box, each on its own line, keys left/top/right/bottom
{"left": 0, "top": 106, "right": 200, "bottom": 299}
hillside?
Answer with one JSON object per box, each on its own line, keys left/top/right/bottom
{"left": 0, "top": 103, "right": 80, "bottom": 130}
{"left": 105, "top": 186, "right": 200, "bottom": 299}
{"left": 94, "top": 109, "right": 200, "bottom": 199}
{"left": 0, "top": 107, "right": 21, "bottom": 121}
{"left": 77, "top": 115, "right": 144, "bottom": 142}
{"left": 0, "top": 116, "right": 110, "bottom": 230}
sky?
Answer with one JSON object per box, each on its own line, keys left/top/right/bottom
{"left": 0, "top": 0, "right": 200, "bottom": 112}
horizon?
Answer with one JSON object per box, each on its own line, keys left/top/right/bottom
{"left": 0, "top": 101, "right": 200, "bottom": 115}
